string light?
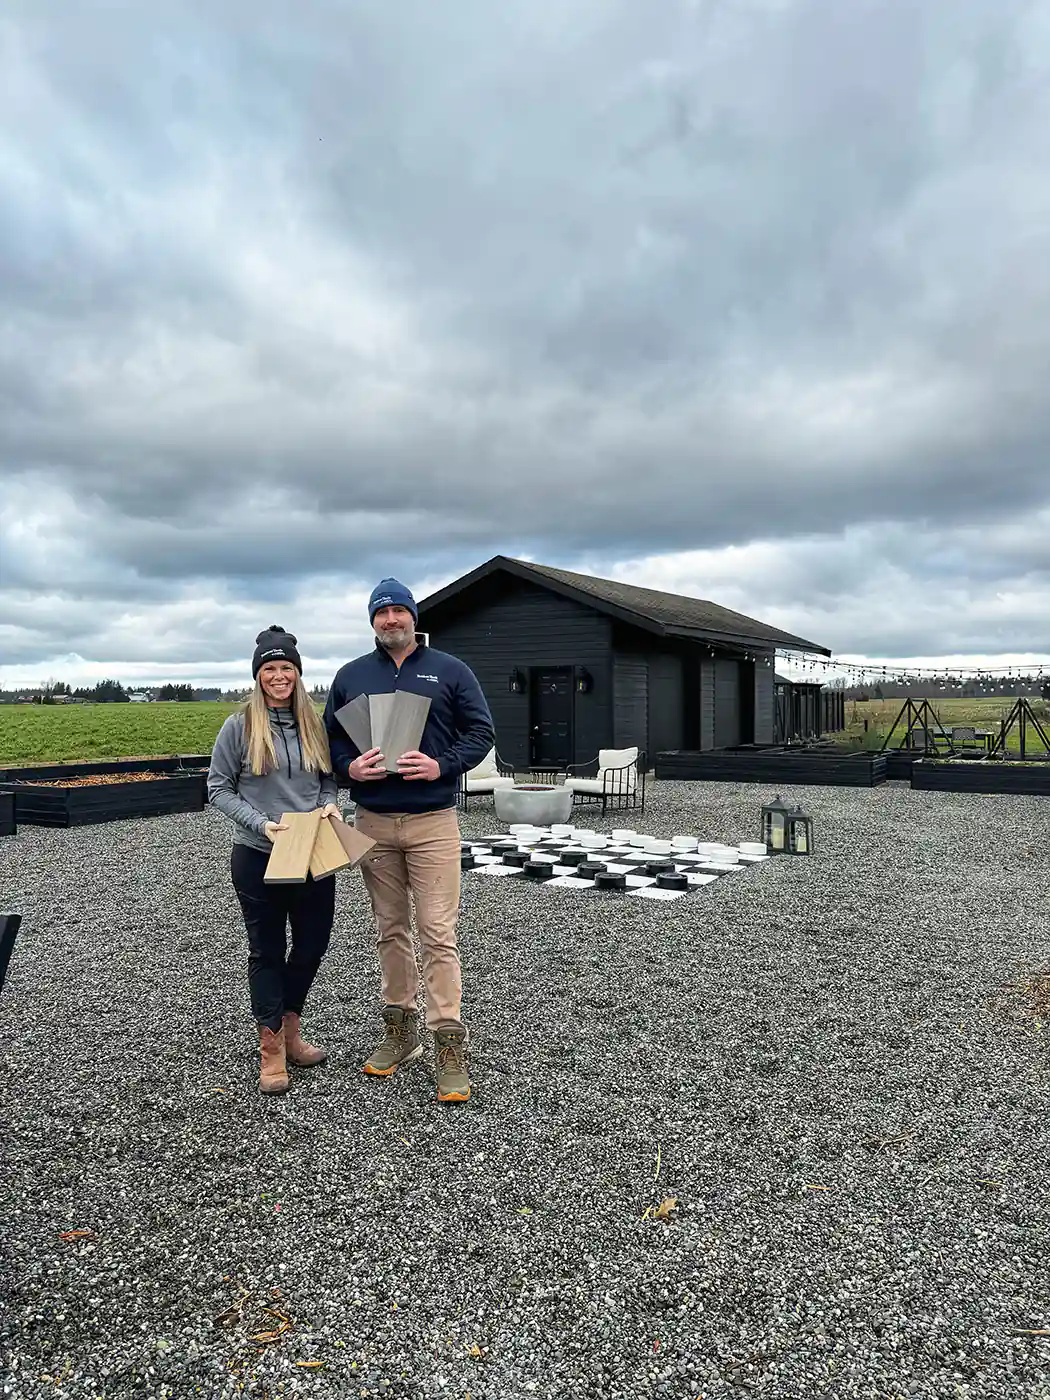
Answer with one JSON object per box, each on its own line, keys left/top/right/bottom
{"left": 773, "top": 650, "right": 1049, "bottom": 690}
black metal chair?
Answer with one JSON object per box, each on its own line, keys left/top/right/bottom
{"left": 564, "top": 748, "right": 646, "bottom": 815}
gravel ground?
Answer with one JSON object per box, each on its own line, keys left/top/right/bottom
{"left": 1, "top": 779, "right": 1049, "bottom": 1400}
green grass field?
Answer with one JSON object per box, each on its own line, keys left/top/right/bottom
{"left": 2, "top": 694, "right": 1047, "bottom": 767}
{"left": 0, "top": 702, "right": 242, "bottom": 766}
{"left": 840, "top": 697, "right": 1050, "bottom": 754}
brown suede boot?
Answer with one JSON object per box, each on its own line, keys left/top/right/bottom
{"left": 282, "top": 1012, "right": 327, "bottom": 1067}
{"left": 258, "top": 1024, "right": 290, "bottom": 1094}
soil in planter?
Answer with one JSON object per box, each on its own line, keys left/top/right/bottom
{"left": 19, "top": 772, "right": 178, "bottom": 788}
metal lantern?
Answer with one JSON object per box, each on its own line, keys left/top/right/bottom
{"left": 761, "top": 794, "right": 792, "bottom": 853}
{"left": 574, "top": 666, "right": 593, "bottom": 694}
{"left": 787, "top": 804, "right": 814, "bottom": 855}
{"left": 508, "top": 668, "right": 526, "bottom": 694}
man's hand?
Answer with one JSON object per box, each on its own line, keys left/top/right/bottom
{"left": 319, "top": 803, "right": 342, "bottom": 820}
{"left": 397, "top": 750, "right": 440, "bottom": 782}
{"left": 264, "top": 819, "right": 289, "bottom": 842}
{"left": 349, "top": 747, "right": 387, "bottom": 782}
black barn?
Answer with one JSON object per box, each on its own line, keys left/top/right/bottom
{"left": 416, "top": 557, "right": 830, "bottom": 770}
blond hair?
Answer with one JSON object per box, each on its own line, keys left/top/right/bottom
{"left": 243, "top": 672, "right": 332, "bottom": 777}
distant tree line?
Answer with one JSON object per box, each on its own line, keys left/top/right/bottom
{"left": 0, "top": 679, "right": 207, "bottom": 704}
{"left": 844, "top": 676, "right": 1050, "bottom": 700}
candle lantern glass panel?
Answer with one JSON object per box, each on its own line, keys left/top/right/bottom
{"left": 760, "top": 794, "right": 792, "bottom": 853}
{"left": 788, "top": 806, "right": 814, "bottom": 855}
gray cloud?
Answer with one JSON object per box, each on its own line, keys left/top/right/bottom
{"left": 2, "top": 0, "right": 1050, "bottom": 680}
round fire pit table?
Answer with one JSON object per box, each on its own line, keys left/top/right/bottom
{"left": 495, "top": 783, "right": 574, "bottom": 827}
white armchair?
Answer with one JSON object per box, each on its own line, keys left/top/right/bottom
{"left": 460, "top": 747, "right": 516, "bottom": 805}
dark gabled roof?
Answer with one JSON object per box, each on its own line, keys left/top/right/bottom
{"left": 417, "top": 556, "right": 830, "bottom": 655}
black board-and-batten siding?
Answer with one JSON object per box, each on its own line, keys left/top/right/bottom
{"left": 425, "top": 580, "right": 612, "bottom": 770}
{"left": 420, "top": 574, "right": 779, "bottom": 769}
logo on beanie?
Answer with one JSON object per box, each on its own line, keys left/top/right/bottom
{"left": 261, "top": 648, "right": 288, "bottom": 660}
{"left": 373, "top": 596, "right": 394, "bottom": 609}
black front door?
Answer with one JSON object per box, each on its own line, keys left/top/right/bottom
{"left": 530, "top": 667, "right": 573, "bottom": 766}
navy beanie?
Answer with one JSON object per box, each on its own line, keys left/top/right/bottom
{"left": 368, "top": 578, "right": 418, "bottom": 625}
{"left": 252, "top": 625, "right": 303, "bottom": 679}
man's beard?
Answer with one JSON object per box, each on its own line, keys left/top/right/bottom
{"left": 376, "top": 626, "right": 415, "bottom": 651}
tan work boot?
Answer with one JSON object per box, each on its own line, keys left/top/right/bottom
{"left": 362, "top": 1006, "right": 422, "bottom": 1076}
{"left": 282, "top": 1012, "right": 327, "bottom": 1067}
{"left": 258, "top": 1024, "right": 290, "bottom": 1095}
{"left": 434, "top": 1028, "right": 470, "bottom": 1102}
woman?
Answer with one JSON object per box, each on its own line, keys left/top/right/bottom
{"left": 208, "top": 625, "right": 341, "bottom": 1095}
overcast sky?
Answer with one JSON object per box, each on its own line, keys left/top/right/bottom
{"left": 2, "top": 0, "right": 1049, "bottom": 689}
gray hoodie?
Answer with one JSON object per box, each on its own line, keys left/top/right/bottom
{"left": 208, "top": 708, "right": 339, "bottom": 852}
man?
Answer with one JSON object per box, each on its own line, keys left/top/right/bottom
{"left": 324, "top": 578, "right": 495, "bottom": 1102}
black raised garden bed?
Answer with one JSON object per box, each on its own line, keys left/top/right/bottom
{"left": 0, "top": 791, "right": 14, "bottom": 838}
{"left": 0, "top": 755, "right": 210, "bottom": 783}
{"left": 883, "top": 751, "right": 915, "bottom": 781}
{"left": 1, "top": 770, "right": 208, "bottom": 828}
{"left": 911, "top": 759, "right": 1050, "bottom": 796}
{"left": 655, "top": 747, "right": 887, "bottom": 787}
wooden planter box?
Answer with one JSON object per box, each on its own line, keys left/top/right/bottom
{"left": 0, "top": 755, "right": 210, "bottom": 783}
{"left": 2, "top": 771, "right": 207, "bottom": 828}
{"left": 883, "top": 751, "right": 915, "bottom": 781}
{"left": 0, "top": 791, "right": 14, "bottom": 838}
{"left": 911, "top": 760, "right": 1050, "bottom": 796}
{"left": 655, "top": 748, "right": 887, "bottom": 787}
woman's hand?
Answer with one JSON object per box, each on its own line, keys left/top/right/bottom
{"left": 264, "top": 820, "right": 289, "bottom": 842}
{"left": 319, "top": 803, "right": 342, "bottom": 820}
{"left": 397, "top": 751, "right": 440, "bottom": 781}
{"left": 349, "top": 747, "right": 387, "bottom": 781}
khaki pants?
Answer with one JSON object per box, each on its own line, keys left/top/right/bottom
{"left": 354, "top": 805, "right": 464, "bottom": 1031}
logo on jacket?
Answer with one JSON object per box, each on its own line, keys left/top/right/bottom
{"left": 418, "top": 673, "right": 439, "bottom": 683}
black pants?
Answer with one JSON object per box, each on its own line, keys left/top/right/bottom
{"left": 231, "top": 844, "right": 336, "bottom": 1032}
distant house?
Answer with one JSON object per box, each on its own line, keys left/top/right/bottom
{"left": 128, "top": 692, "right": 152, "bottom": 703}
{"left": 416, "top": 555, "right": 833, "bottom": 769}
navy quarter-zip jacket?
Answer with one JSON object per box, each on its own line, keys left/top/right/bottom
{"left": 323, "top": 643, "right": 495, "bottom": 814}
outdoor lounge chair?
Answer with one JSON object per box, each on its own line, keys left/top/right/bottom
{"left": 563, "top": 747, "right": 645, "bottom": 815}
{"left": 459, "top": 747, "right": 516, "bottom": 806}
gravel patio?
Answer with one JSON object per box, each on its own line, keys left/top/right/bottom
{"left": 1, "top": 780, "right": 1049, "bottom": 1400}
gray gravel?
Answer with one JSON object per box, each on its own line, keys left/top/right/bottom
{"left": 1, "top": 779, "right": 1049, "bottom": 1400}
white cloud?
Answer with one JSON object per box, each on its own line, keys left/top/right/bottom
{"left": 2, "top": 0, "right": 1050, "bottom": 683}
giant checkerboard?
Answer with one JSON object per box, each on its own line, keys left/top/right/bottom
{"left": 460, "top": 822, "right": 774, "bottom": 901}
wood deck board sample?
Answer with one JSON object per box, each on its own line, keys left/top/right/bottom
{"left": 374, "top": 692, "right": 432, "bottom": 772}
{"left": 369, "top": 691, "right": 431, "bottom": 772}
{"left": 264, "top": 809, "right": 323, "bottom": 883}
{"left": 308, "top": 815, "right": 352, "bottom": 879}
{"left": 330, "top": 814, "right": 375, "bottom": 867}
{"left": 334, "top": 694, "right": 372, "bottom": 755}
{"left": 367, "top": 692, "right": 396, "bottom": 758}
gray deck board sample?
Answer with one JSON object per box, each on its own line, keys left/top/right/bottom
{"left": 373, "top": 692, "right": 432, "bottom": 772}
{"left": 334, "top": 694, "right": 373, "bottom": 754}
{"left": 367, "top": 692, "right": 396, "bottom": 759}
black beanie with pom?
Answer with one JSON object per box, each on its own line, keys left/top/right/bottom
{"left": 252, "top": 625, "right": 303, "bottom": 679}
